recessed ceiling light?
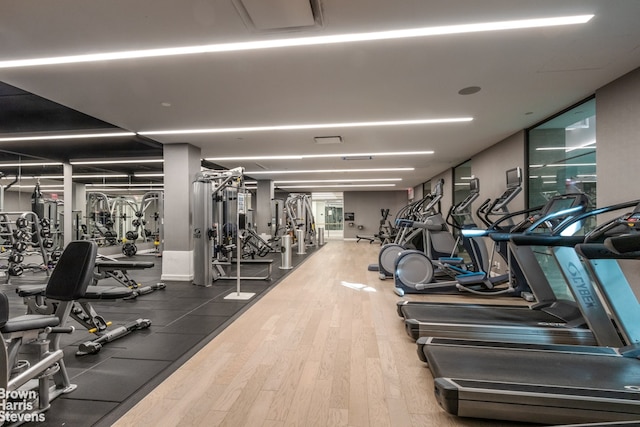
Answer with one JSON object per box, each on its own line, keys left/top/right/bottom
{"left": 206, "top": 151, "right": 433, "bottom": 161}
{"left": 275, "top": 178, "right": 402, "bottom": 183}
{"left": 142, "top": 118, "right": 471, "bottom": 136}
{"left": 72, "top": 174, "right": 129, "bottom": 179}
{"left": 246, "top": 167, "right": 414, "bottom": 174}
{"left": 160, "top": 102, "right": 172, "bottom": 107}
{"left": 14, "top": 184, "right": 65, "bottom": 189}
{"left": 342, "top": 156, "right": 372, "bottom": 161}
{"left": 87, "top": 183, "right": 165, "bottom": 187}
{"left": 0, "top": 132, "right": 135, "bottom": 142}
{"left": 277, "top": 184, "right": 396, "bottom": 188}
{"left": 134, "top": 173, "right": 165, "bottom": 177}
{"left": 314, "top": 136, "right": 343, "bottom": 144}
{"left": 0, "top": 15, "right": 593, "bottom": 68}
{"left": 0, "top": 162, "right": 63, "bottom": 167}
{"left": 71, "top": 159, "right": 163, "bottom": 165}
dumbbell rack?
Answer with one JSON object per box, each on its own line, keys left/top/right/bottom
{"left": 0, "top": 211, "right": 55, "bottom": 281}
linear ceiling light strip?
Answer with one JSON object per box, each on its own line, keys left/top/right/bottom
{"left": 0, "top": 132, "right": 135, "bottom": 142}
{"left": 140, "top": 118, "right": 472, "bottom": 136}
{"left": 206, "top": 151, "right": 434, "bottom": 161}
{"left": 0, "top": 15, "right": 593, "bottom": 69}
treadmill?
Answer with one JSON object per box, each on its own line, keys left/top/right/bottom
{"left": 418, "top": 212, "right": 640, "bottom": 424}
{"left": 399, "top": 193, "right": 608, "bottom": 346}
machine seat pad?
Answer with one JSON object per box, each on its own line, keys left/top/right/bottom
{"left": 96, "top": 261, "right": 155, "bottom": 270}
{"left": 16, "top": 284, "right": 47, "bottom": 297}
{"left": 1, "top": 314, "right": 59, "bottom": 333}
{"left": 0, "top": 292, "right": 8, "bottom": 327}
{"left": 83, "top": 286, "right": 134, "bottom": 299}
{"left": 240, "top": 259, "right": 274, "bottom": 264}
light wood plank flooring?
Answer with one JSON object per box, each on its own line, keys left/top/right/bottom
{"left": 113, "top": 241, "right": 523, "bottom": 427}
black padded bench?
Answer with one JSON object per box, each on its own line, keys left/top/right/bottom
{"left": 94, "top": 258, "right": 165, "bottom": 296}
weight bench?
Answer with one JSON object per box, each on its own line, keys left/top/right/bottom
{"left": 0, "top": 240, "right": 98, "bottom": 420}
{"left": 356, "top": 234, "right": 377, "bottom": 244}
{"left": 18, "top": 242, "right": 152, "bottom": 356}
{"left": 95, "top": 255, "right": 166, "bottom": 297}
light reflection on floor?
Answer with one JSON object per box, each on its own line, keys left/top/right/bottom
{"left": 340, "top": 280, "right": 377, "bottom": 292}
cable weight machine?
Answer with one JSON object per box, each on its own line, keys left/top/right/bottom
{"left": 193, "top": 168, "right": 273, "bottom": 289}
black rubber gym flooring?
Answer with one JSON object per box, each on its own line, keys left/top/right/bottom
{"left": 4, "top": 246, "right": 318, "bottom": 426}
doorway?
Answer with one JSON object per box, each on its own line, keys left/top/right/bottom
{"left": 311, "top": 192, "right": 344, "bottom": 240}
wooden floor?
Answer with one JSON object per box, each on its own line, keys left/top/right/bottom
{"left": 113, "top": 241, "right": 523, "bottom": 427}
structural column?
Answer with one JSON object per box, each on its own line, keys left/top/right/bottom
{"left": 161, "top": 143, "right": 202, "bottom": 281}
{"left": 255, "top": 180, "right": 274, "bottom": 236}
{"left": 72, "top": 182, "right": 86, "bottom": 241}
{"left": 63, "top": 163, "right": 73, "bottom": 245}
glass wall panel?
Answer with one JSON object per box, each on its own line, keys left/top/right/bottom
{"left": 527, "top": 98, "right": 596, "bottom": 208}
{"left": 527, "top": 98, "right": 596, "bottom": 299}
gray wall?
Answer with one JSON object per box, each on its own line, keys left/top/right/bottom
{"left": 596, "top": 67, "right": 640, "bottom": 208}
{"left": 343, "top": 191, "right": 408, "bottom": 240}
{"left": 2, "top": 191, "right": 32, "bottom": 212}
{"left": 470, "top": 130, "right": 526, "bottom": 224}
{"left": 412, "top": 182, "right": 424, "bottom": 202}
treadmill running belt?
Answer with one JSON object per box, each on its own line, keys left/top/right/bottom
{"left": 423, "top": 343, "right": 640, "bottom": 424}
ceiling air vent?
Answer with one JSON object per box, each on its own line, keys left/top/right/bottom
{"left": 233, "top": 0, "right": 324, "bottom": 33}
{"left": 313, "top": 136, "right": 342, "bottom": 145}
{"left": 342, "top": 156, "right": 372, "bottom": 161}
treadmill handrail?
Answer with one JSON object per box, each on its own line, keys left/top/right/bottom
{"left": 475, "top": 198, "right": 493, "bottom": 228}
{"left": 605, "top": 233, "right": 640, "bottom": 254}
{"left": 510, "top": 234, "right": 585, "bottom": 247}
{"left": 523, "top": 205, "right": 586, "bottom": 234}
{"left": 551, "top": 199, "right": 640, "bottom": 235}
{"left": 486, "top": 205, "right": 543, "bottom": 232}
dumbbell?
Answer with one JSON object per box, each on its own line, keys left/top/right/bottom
{"left": 8, "top": 265, "right": 24, "bottom": 276}
{"left": 9, "top": 252, "right": 24, "bottom": 264}
{"left": 122, "top": 242, "right": 137, "bottom": 257}
{"left": 12, "top": 241, "right": 28, "bottom": 252}
{"left": 15, "top": 217, "right": 29, "bottom": 229}
{"left": 125, "top": 230, "right": 139, "bottom": 240}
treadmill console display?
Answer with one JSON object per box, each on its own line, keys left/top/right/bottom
{"left": 506, "top": 167, "right": 522, "bottom": 189}
{"left": 455, "top": 178, "right": 480, "bottom": 213}
{"left": 491, "top": 168, "right": 522, "bottom": 212}
{"left": 432, "top": 179, "right": 444, "bottom": 197}
{"left": 469, "top": 177, "right": 479, "bottom": 194}
{"left": 627, "top": 212, "right": 640, "bottom": 228}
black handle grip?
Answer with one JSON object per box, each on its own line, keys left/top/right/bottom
{"left": 605, "top": 233, "right": 640, "bottom": 254}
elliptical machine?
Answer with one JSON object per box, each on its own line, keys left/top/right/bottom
{"left": 392, "top": 179, "right": 476, "bottom": 296}
{"left": 452, "top": 168, "right": 529, "bottom": 296}
{"left": 375, "top": 179, "right": 456, "bottom": 280}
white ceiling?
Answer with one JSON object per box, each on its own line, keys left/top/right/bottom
{"left": 1, "top": 0, "right": 639, "bottom": 191}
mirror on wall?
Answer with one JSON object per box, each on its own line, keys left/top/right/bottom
{"left": 73, "top": 162, "right": 164, "bottom": 257}
{"left": 0, "top": 151, "right": 64, "bottom": 279}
